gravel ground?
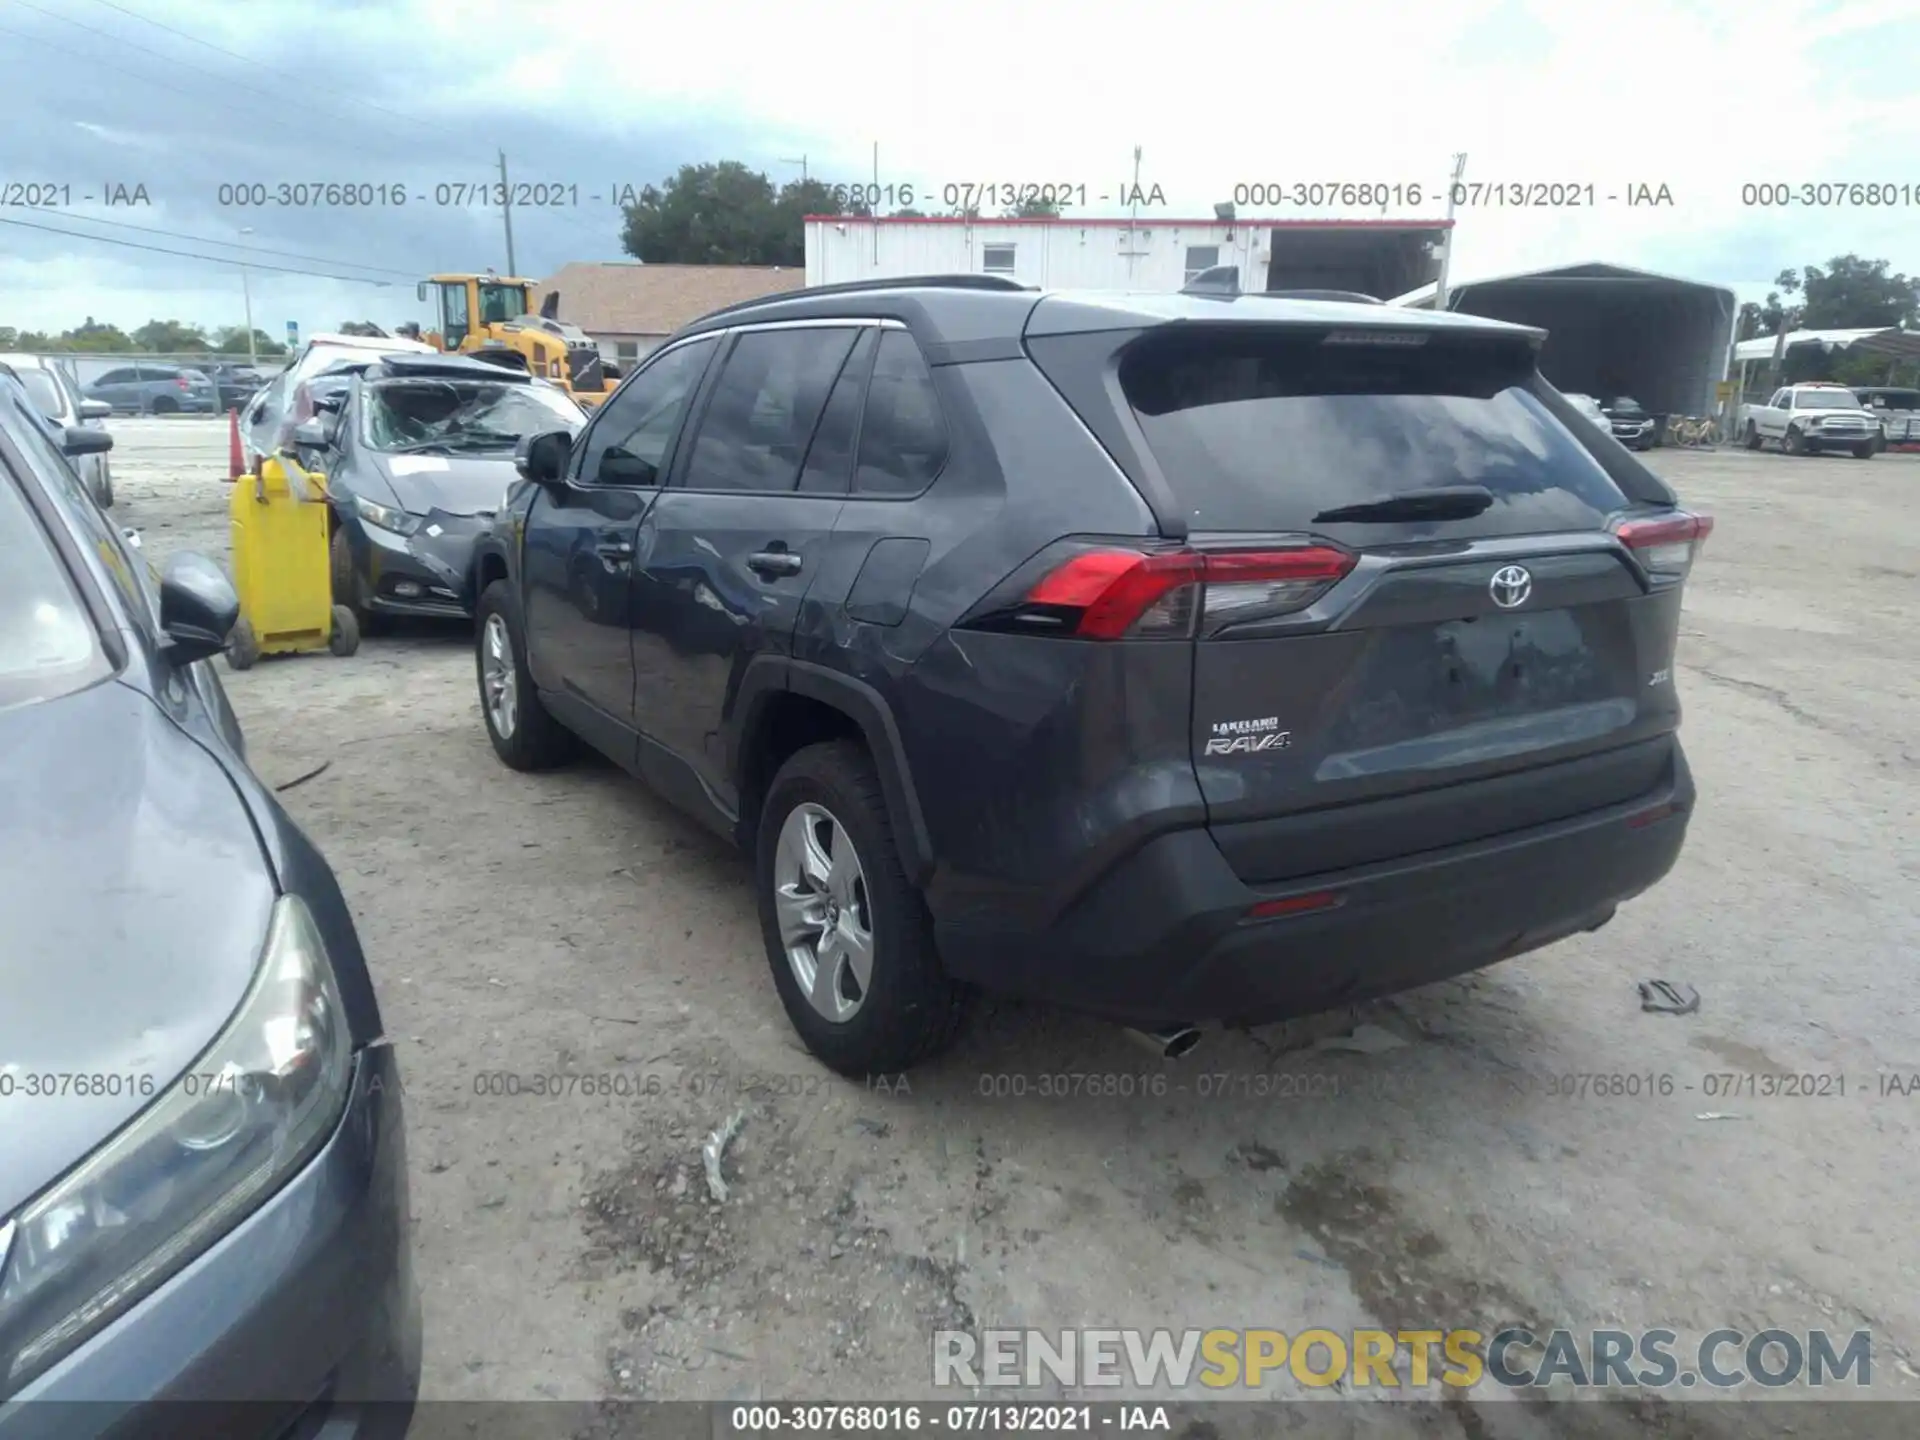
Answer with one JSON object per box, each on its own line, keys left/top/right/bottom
{"left": 110, "top": 417, "right": 1918, "bottom": 1436}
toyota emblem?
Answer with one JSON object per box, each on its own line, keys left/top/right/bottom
{"left": 1489, "top": 564, "right": 1532, "bottom": 609}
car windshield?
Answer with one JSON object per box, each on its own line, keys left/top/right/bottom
{"left": 1610, "top": 397, "right": 1645, "bottom": 412}
{"left": 17, "top": 370, "right": 68, "bottom": 421}
{"left": 1799, "top": 388, "right": 1861, "bottom": 408}
{"left": 361, "top": 377, "right": 586, "bottom": 453}
{"left": 0, "top": 465, "right": 112, "bottom": 711}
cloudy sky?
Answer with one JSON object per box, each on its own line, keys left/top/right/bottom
{"left": 5, "top": 0, "right": 1918, "bottom": 340}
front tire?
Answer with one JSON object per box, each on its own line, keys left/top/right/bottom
{"left": 756, "top": 740, "right": 969, "bottom": 1076}
{"left": 1784, "top": 426, "right": 1806, "bottom": 455}
{"left": 93, "top": 465, "right": 113, "bottom": 508}
{"left": 474, "top": 580, "right": 577, "bottom": 770}
{"left": 1852, "top": 443, "right": 1876, "bottom": 460}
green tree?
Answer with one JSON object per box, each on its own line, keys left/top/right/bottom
{"left": 890, "top": 207, "right": 927, "bottom": 218}
{"left": 61, "top": 318, "right": 136, "bottom": 351}
{"left": 131, "top": 319, "right": 211, "bottom": 352}
{"left": 1003, "top": 195, "right": 1065, "bottom": 219}
{"left": 1794, "top": 255, "right": 1919, "bottom": 328}
{"left": 213, "top": 326, "right": 287, "bottom": 356}
{"left": 620, "top": 161, "right": 803, "bottom": 265}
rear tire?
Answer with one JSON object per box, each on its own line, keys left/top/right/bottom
{"left": 226, "top": 617, "right": 259, "bottom": 670}
{"left": 93, "top": 465, "right": 113, "bottom": 509}
{"left": 474, "top": 580, "right": 577, "bottom": 770}
{"left": 756, "top": 740, "right": 969, "bottom": 1076}
{"left": 149, "top": 395, "right": 178, "bottom": 416}
{"left": 1744, "top": 421, "right": 1761, "bottom": 450}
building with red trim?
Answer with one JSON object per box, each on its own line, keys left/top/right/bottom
{"left": 803, "top": 215, "right": 1453, "bottom": 300}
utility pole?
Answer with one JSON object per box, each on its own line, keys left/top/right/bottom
{"left": 779, "top": 155, "right": 809, "bottom": 183}
{"left": 873, "top": 142, "right": 880, "bottom": 263}
{"left": 498, "top": 150, "right": 518, "bottom": 276}
{"left": 1433, "top": 152, "right": 1467, "bottom": 311}
{"left": 1126, "top": 144, "right": 1142, "bottom": 286}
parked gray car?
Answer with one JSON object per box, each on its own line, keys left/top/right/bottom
{"left": 0, "top": 372, "right": 419, "bottom": 1436}
{"left": 82, "top": 362, "right": 217, "bottom": 416}
{"left": 0, "top": 355, "right": 113, "bottom": 507}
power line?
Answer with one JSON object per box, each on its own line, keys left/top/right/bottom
{"left": 34, "top": 209, "right": 417, "bottom": 277}
{"left": 75, "top": 0, "right": 474, "bottom": 143}
{"left": 0, "top": 216, "right": 398, "bottom": 285}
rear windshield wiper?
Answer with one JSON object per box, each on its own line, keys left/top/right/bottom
{"left": 1313, "top": 485, "right": 1494, "bottom": 524}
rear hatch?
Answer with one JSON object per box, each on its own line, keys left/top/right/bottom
{"left": 1026, "top": 314, "right": 1708, "bottom": 883}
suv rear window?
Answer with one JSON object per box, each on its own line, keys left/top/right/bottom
{"left": 1120, "top": 327, "right": 1629, "bottom": 535}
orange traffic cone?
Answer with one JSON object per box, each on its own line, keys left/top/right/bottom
{"left": 227, "top": 408, "right": 244, "bottom": 481}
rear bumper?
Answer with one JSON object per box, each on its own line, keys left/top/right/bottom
{"left": 936, "top": 743, "right": 1694, "bottom": 1027}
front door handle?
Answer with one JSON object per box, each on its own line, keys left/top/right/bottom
{"left": 595, "top": 537, "right": 634, "bottom": 559}
{"left": 748, "top": 550, "right": 803, "bottom": 578}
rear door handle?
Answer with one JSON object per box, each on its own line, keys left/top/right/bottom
{"left": 748, "top": 550, "right": 803, "bottom": 578}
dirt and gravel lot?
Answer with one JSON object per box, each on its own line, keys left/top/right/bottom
{"left": 110, "top": 417, "right": 1917, "bottom": 1435}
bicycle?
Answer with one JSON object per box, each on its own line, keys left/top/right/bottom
{"left": 1669, "top": 415, "right": 1720, "bottom": 448}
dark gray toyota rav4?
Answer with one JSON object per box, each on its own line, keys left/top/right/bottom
{"left": 471, "top": 275, "right": 1709, "bottom": 1075}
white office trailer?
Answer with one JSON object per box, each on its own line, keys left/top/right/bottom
{"left": 804, "top": 217, "right": 1452, "bottom": 300}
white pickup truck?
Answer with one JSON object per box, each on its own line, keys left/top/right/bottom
{"left": 1738, "top": 384, "right": 1881, "bottom": 458}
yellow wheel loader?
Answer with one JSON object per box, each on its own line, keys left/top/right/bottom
{"left": 411, "top": 274, "right": 620, "bottom": 408}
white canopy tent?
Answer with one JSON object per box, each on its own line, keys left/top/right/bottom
{"left": 1729, "top": 326, "right": 1920, "bottom": 410}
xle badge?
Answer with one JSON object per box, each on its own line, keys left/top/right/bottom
{"left": 1205, "top": 716, "right": 1292, "bottom": 757}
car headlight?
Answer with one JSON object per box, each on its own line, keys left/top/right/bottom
{"left": 0, "top": 895, "right": 351, "bottom": 1393}
{"left": 353, "top": 493, "right": 422, "bottom": 537}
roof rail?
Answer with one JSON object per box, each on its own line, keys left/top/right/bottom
{"left": 1265, "top": 289, "right": 1383, "bottom": 304}
{"left": 696, "top": 272, "right": 1035, "bottom": 324}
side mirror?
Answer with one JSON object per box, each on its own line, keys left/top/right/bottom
{"left": 158, "top": 553, "right": 239, "bottom": 666}
{"left": 62, "top": 426, "right": 113, "bottom": 457}
{"left": 515, "top": 429, "right": 571, "bottom": 485}
{"left": 79, "top": 399, "right": 112, "bottom": 420}
{"left": 313, "top": 390, "right": 348, "bottom": 414}
{"left": 293, "top": 417, "right": 337, "bottom": 448}
{"left": 416, "top": 281, "right": 429, "bottom": 302}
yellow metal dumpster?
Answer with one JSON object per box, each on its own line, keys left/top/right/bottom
{"left": 225, "top": 454, "right": 359, "bottom": 669}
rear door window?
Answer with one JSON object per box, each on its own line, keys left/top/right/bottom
{"left": 853, "top": 330, "right": 947, "bottom": 497}
{"left": 1120, "top": 326, "right": 1629, "bottom": 537}
{"left": 679, "top": 327, "right": 860, "bottom": 493}
{"left": 797, "top": 330, "right": 877, "bottom": 496}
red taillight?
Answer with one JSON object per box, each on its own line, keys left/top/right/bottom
{"left": 176, "top": 377, "right": 190, "bottom": 389}
{"left": 1615, "top": 511, "right": 1713, "bottom": 578}
{"left": 1244, "top": 890, "right": 1345, "bottom": 922}
{"left": 1018, "top": 546, "right": 1355, "bottom": 640}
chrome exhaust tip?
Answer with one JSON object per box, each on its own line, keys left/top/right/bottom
{"left": 1124, "top": 1025, "right": 1203, "bottom": 1060}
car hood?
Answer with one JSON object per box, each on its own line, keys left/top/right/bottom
{"left": 0, "top": 679, "right": 275, "bottom": 1220}
{"left": 371, "top": 450, "right": 517, "bottom": 516}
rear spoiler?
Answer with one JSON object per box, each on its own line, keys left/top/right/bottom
{"left": 1178, "top": 268, "right": 1382, "bottom": 305}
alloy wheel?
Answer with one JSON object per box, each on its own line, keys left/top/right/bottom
{"left": 772, "top": 802, "right": 874, "bottom": 1022}
{"left": 481, "top": 613, "right": 518, "bottom": 738}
